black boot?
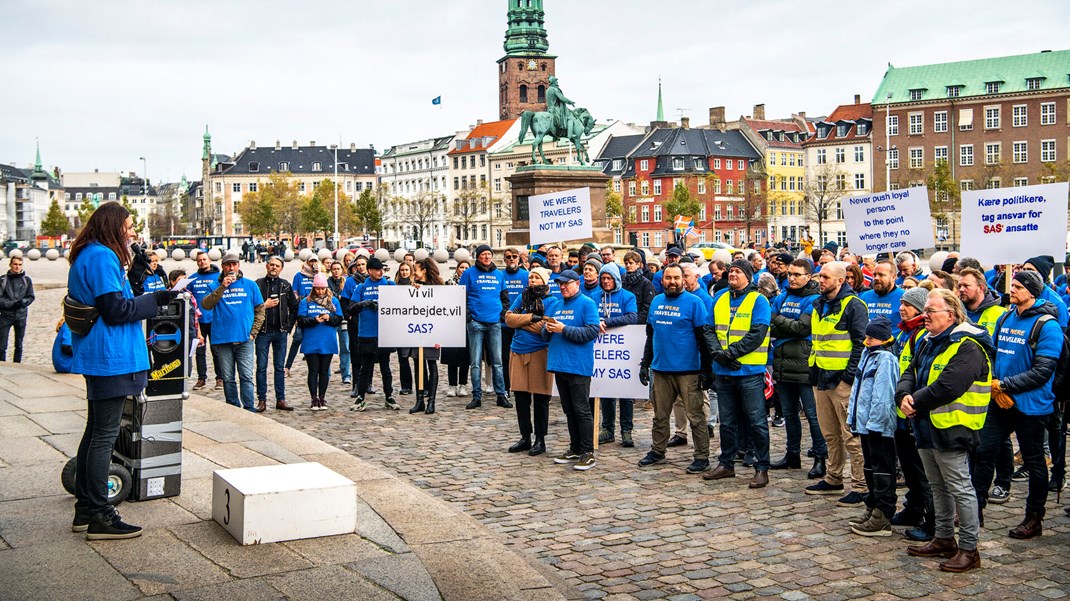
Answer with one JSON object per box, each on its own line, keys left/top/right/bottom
{"left": 770, "top": 453, "right": 801, "bottom": 470}
{"left": 425, "top": 386, "right": 437, "bottom": 414}
{"left": 409, "top": 391, "right": 426, "bottom": 414}
{"left": 808, "top": 457, "right": 827, "bottom": 479}
{"left": 529, "top": 437, "right": 546, "bottom": 456}
{"left": 509, "top": 437, "right": 532, "bottom": 453}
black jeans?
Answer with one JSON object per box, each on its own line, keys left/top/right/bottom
{"left": 448, "top": 363, "right": 469, "bottom": 386}
{"left": 285, "top": 327, "right": 303, "bottom": 369}
{"left": 0, "top": 314, "right": 26, "bottom": 362}
{"left": 1048, "top": 401, "right": 1067, "bottom": 484}
{"left": 515, "top": 390, "right": 550, "bottom": 438}
{"left": 501, "top": 327, "right": 514, "bottom": 391}
{"left": 895, "top": 426, "right": 934, "bottom": 522}
{"left": 556, "top": 373, "right": 593, "bottom": 454}
{"left": 356, "top": 338, "right": 393, "bottom": 396}
{"left": 195, "top": 321, "right": 222, "bottom": 381}
{"left": 972, "top": 403, "right": 1050, "bottom": 517}
{"left": 305, "top": 353, "right": 332, "bottom": 399}
{"left": 347, "top": 320, "right": 361, "bottom": 390}
{"left": 420, "top": 359, "right": 439, "bottom": 397}
{"left": 397, "top": 350, "right": 413, "bottom": 390}
{"left": 860, "top": 432, "right": 898, "bottom": 518}
{"left": 75, "top": 395, "right": 126, "bottom": 515}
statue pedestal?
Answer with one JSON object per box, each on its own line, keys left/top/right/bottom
{"left": 505, "top": 166, "right": 613, "bottom": 247}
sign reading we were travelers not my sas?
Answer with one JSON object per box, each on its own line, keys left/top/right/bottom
{"left": 528, "top": 187, "right": 593, "bottom": 245}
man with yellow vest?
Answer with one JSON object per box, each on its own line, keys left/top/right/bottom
{"left": 805, "top": 261, "right": 869, "bottom": 505}
{"left": 898, "top": 289, "right": 992, "bottom": 573}
{"left": 702, "top": 259, "right": 772, "bottom": 489}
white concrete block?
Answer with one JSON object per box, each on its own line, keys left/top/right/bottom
{"left": 212, "top": 462, "right": 357, "bottom": 545}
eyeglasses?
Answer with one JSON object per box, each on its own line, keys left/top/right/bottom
{"left": 923, "top": 309, "right": 952, "bottom": 315}
{"left": 504, "top": 254, "right": 519, "bottom": 259}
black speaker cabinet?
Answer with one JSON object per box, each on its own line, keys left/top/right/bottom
{"left": 114, "top": 395, "right": 183, "bottom": 501}
{"left": 146, "top": 294, "right": 191, "bottom": 400}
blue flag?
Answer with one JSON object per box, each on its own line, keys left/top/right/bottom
{"left": 431, "top": 96, "right": 442, "bottom": 105}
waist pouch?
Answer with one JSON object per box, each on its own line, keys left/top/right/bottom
{"left": 63, "top": 295, "right": 99, "bottom": 336}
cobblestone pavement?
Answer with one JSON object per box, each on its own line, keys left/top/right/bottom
{"left": 15, "top": 257, "right": 1070, "bottom": 600}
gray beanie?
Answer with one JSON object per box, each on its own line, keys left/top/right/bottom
{"left": 901, "top": 287, "right": 928, "bottom": 313}
{"left": 1014, "top": 270, "right": 1045, "bottom": 299}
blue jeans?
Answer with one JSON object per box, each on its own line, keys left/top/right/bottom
{"left": 75, "top": 395, "right": 126, "bottom": 515}
{"left": 255, "top": 330, "right": 288, "bottom": 402}
{"left": 337, "top": 326, "right": 351, "bottom": 381}
{"left": 600, "top": 398, "right": 634, "bottom": 436}
{"left": 778, "top": 381, "right": 827, "bottom": 458}
{"left": 215, "top": 340, "right": 256, "bottom": 411}
{"left": 714, "top": 374, "right": 770, "bottom": 471}
{"left": 467, "top": 321, "right": 505, "bottom": 400}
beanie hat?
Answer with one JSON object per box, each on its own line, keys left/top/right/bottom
{"left": 529, "top": 252, "right": 546, "bottom": 267}
{"left": 1024, "top": 256, "right": 1054, "bottom": 282}
{"left": 776, "top": 252, "right": 794, "bottom": 266}
{"left": 865, "top": 315, "right": 893, "bottom": 342}
{"left": 583, "top": 257, "right": 603, "bottom": 272}
{"left": 1014, "top": 270, "right": 1044, "bottom": 299}
{"left": 901, "top": 287, "right": 928, "bottom": 313}
{"left": 729, "top": 259, "right": 754, "bottom": 281}
{"left": 529, "top": 267, "right": 551, "bottom": 286}
{"left": 366, "top": 257, "right": 384, "bottom": 270}
{"left": 474, "top": 244, "right": 493, "bottom": 258}
{"left": 312, "top": 273, "right": 328, "bottom": 288}
{"left": 940, "top": 255, "right": 959, "bottom": 274}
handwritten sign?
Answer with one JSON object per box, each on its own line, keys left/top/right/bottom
{"left": 842, "top": 187, "right": 934, "bottom": 254}
{"left": 377, "top": 286, "right": 466, "bottom": 348}
{"left": 960, "top": 182, "right": 1070, "bottom": 265}
{"left": 590, "top": 325, "right": 649, "bottom": 400}
{"left": 528, "top": 186, "right": 593, "bottom": 245}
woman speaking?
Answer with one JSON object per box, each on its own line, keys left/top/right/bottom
{"left": 66, "top": 203, "right": 177, "bottom": 540}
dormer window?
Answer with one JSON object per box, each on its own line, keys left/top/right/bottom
{"left": 672, "top": 158, "right": 685, "bottom": 170}
{"left": 765, "top": 131, "right": 773, "bottom": 141}
{"left": 249, "top": 161, "right": 259, "bottom": 172}
{"left": 612, "top": 159, "right": 623, "bottom": 170}
{"left": 1026, "top": 77, "right": 1044, "bottom": 90}
{"left": 694, "top": 158, "right": 704, "bottom": 170}
{"left": 946, "top": 85, "right": 961, "bottom": 98}
{"left": 909, "top": 89, "right": 924, "bottom": 101}
{"left": 856, "top": 122, "right": 868, "bottom": 136}
{"left": 312, "top": 162, "right": 322, "bottom": 172}
{"left": 985, "top": 81, "right": 1001, "bottom": 94}
{"left": 279, "top": 162, "right": 289, "bottom": 172}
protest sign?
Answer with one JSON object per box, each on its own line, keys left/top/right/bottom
{"left": 528, "top": 186, "right": 593, "bottom": 245}
{"left": 589, "top": 325, "right": 648, "bottom": 400}
{"left": 377, "top": 286, "right": 466, "bottom": 348}
{"left": 842, "top": 187, "right": 934, "bottom": 255}
{"left": 960, "top": 182, "right": 1070, "bottom": 265}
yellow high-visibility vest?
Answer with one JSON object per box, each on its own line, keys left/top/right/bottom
{"left": 809, "top": 295, "right": 866, "bottom": 370}
{"left": 714, "top": 291, "right": 769, "bottom": 366}
{"left": 897, "top": 327, "right": 927, "bottom": 419}
{"left": 925, "top": 336, "right": 991, "bottom": 431}
{"left": 974, "top": 305, "right": 1006, "bottom": 338}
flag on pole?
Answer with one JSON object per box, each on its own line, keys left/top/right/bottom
{"left": 673, "top": 214, "right": 690, "bottom": 233}
{"left": 431, "top": 96, "right": 442, "bottom": 105}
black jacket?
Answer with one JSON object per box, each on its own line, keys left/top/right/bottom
{"left": 256, "top": 276, "right": 298, "bottom": 332}
{"left": 770, "top": 279, "right": 820, "bottom": 384}
{"left": 622, "top": 269, "right": 655, "bottom": 324}
{"left": 0, "top": 271, "right": 34, "bottom": 320}
{"left": 810, "top": 284, "right": 868, "bottom": 389}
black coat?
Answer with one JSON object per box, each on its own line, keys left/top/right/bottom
{"left": 770, "top": 280, "right": 820, "bottom": 384}
{"left": 0, "top": 271, "right": 35, "bottom": 320}
{"left": 621, "top": 269, "right": 656, "bottom": 324}
{"left": 255, "top": 276, "right": 299, "bottom": 332}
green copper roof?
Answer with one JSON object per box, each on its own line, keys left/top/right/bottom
{"left": 31, "top": 139, "right": 47, "bottom": 179}
{"left": 503, "top": 0, "right": 550, "bottom": 56}
{"left": 202, "top": 125, "right": 211, "bottom": 161}
{"left": 656, "top": 79, "right": 664, "bottom": 122}
{"left": 873, "top": 49, "right": 1070, "bottom": 104}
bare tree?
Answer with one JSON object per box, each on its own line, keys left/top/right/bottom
{"left": 802, "top": 162, "right": 851, "bottom": 246}
{"left": 394, "top": 190, "right": 443, "bottom": 248}
{"left": 452, "top": 185, "right": 483, "bottom": 244}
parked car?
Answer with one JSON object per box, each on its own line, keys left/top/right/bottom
{"left": 690, "top": 242, "right": 741, "bottom": 260}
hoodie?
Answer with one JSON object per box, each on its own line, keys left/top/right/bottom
{"left": 965, "top": 288, "right": 1005, "bottom": 336}
{"left": 810, "top": 283, "right": 869, "bottom": 389}
{"left": 994, "top": 299, "right": 1062, "bottom": 415}
{"left": 595, "top": 264, "right": 638, "bottom": 328}
{"left": 459, "top": 259, "right": 504, "bottom": 323}
{"left": 770, "top": 279, "right": 820, "bottom": 383}
{"left": 622, "top": 268, "right": 656, "bottom": 324}
{"left": 0, "top": 270, "right": 35, "bottom": 320}
{"left": 847, "top": 342, "right": 900, "bottom": 437}
{"left": 188, "top": 264, "right": 221, "bottom": 324}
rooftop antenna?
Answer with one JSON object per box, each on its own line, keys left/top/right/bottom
{"left": 675, "top": 108, "right": 691, "bottom": 120}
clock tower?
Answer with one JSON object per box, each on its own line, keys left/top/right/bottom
{"left": 497, "top": 0, "right": 556, "bottom": 120}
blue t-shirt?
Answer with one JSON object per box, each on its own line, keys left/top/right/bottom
{"left": 508, "top": 294, "right": 556, "bottom": 354}
{"left": 860, "top": 287, "right": 905, "bottom": 330}
{"left": 652, "top": 270, "right": 665, "bottom": 294}
{"left": 595, "top": 288, "right": 638, "bottom": 323}
{"left": 293, "top": 271, "right": 315, "bottom": 299}
{"left": 708, "top": 291, "right": 771, "bottom": 377}
{"left": 350, "top": 276, "right": 394, "bottom": 338}
{"left": 207, "top": 277, "right": 264, "bottom": 344}
{"left": 771, "top": 289, "right": 817, "bottom": 346}
{"left": 459, "top": 265, "right": 505, "bottom": 324}
{"left": 188, "top": 268, "right": 220, "bottom": 324}
{"left": 545, "top": 293, "right": 599, "bottom": 377}
{"left": 67, "top": 242, "right": 150, "bottom": 376}
{"left": 143, "top": 273, "right": 165, "bottom": 293}
{"left": 994, "top": 303, "right": 1061, "bottom": 415}
{"left": 687, "top": 285, "right": 715, "bottom": 314}
{"left": 52, "top": 323, "right": 73, "bottom": 374}
{"left": 647, "top": 292, "right": 707, "bottom": 373}
{"left": 501, "top": 268, "right": 529, "bottom": 310}
{"left": 298, "top": 298, "right": 342, "bottom": 354}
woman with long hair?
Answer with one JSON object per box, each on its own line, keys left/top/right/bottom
{"left": 394, "top": 262, "right": 415, "bottom": 395}
{"left": 443, "top": 260, "right": 471, "bottom": 397}
{"left": 297, "top": 273, "right": 343, "bottom": 410}
{"left": 408, "top": 258, "right": 444, "bottom": 414}
{"left": 67, "top": 202, "right": 177, "bottom": 539}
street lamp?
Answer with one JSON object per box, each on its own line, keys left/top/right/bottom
{"left": 331, "top": 144, "right": 339, "bottom": 250}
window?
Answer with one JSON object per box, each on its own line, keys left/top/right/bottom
{"left": 312, "top": 162, "right": 321, "bottom": 172}
{"left": 780, "top": 177, "right": 787, "bottom": 191}
{"left": 1041, "top": 102, "right": 1056, "bottom": 125}
{"left": 1014, "top": 177, "right": 1028, "bottom": 187}
{"left": 909, "top": 89, "right": 924, "bottom": 101}
{"left": 984, "top": 106, "right": 1000, "bottom": 129}
{"left": 780, "top": 154, "right": 786, "bottom": 166}
{"left": 726, "top": 205, "right": 733, "bottom": 219}
{"left": 857, "top": 122, "right": 868, "bottom": 136}
{"left": 985, "top": 142, "right": 1001, "bottom": 165}
{"left": 628, "top": 181, "right": 636, "bottom": 196}
{"left": 612, "top": 159, "right": 623, "bottom": 171}
{"left": 653, "top": 179, "right": 662, "bottom": 195}
{"left": 215, "top": 182, "right": 222, "bottom": 193}
{"left": 279, "top": 162, "right": 289, "bottom": 171}
{"left": 985, "top": 81, "right": 1001, "bottom": 94}
{"left": 889, "top": 148, "right": 899, "bottom": 169}
{"left": 835, "top": 148, "right": 845, "bottom": 163}
{"left": 714, "top": 205, "right": 721, "bottom": 220}
{"left": 697, "top": 179, "right": 706, "bottom": 194}
{"left": 887, "top": 115, "right": 899, "bottom": 135}
{"left": 909, "top": 113, "right": 923, "bottom": 135}
{"left": 817, "top": 175, "right": 827, "bottom": 191}
{"left": 713, "top": 179, "right": 721, "bottom": 194}
{"left": 935, "top": 146, "right": 948, "bottom": 164}
{"left": 855, "top": 173, "right": 866, "bottom": 190}
{"left": 738, "top": 160, "right": 745, "bottom": 170}
{"left": 613, "top": 179, "right": 620, "bottom": 193}
{"left": 960, "top": 144, "right": 974, "bottom": 166}
{"left": 298, "top": 182, "right": 306, "bottom": 193}
{"left": 986, "top": 178, "right": 1001, "bottom": 189}
{"left": 699, "top": 206, "right": 706, "bottom": 221}
{"left": 694, "top": 158, "right": 704, "bottom": 170}
{"left": 960, "top": 180, "right": 974, "bottom": 192}
{"left": 713, "top": 158, "right": 721, "bottom": 169}
{"left": 641, "top": 206, "right": 649, "bottom": 222}
{"left": 672, "top": 158, "right": 684, "bottom": 170}
{"left": 1013, "top": 141, "right": 1028, "bottom": 163}
{"left": 654, "top": 232, "right": 663, "bottom": 248}
{"left": 639, "top": 159, "right": 649, "bottom": 171}
{"left": 890, "top": 183, "right": 900, "bottom": 190}
{"left": 108, "top": 192, "right": 117, "bottom": 201}
{"left": 452, "top": 177, "right": 459, "bottom": 190}
{"left": 641, "top": 232, "right": 649, "bottom": 247}
{"left": 653, "top": 205, "right": 662, "bottom": 222}
{"left": 1027, "top": 77, "right": 1044, "bottom": 90}
{"left": 232, "top": 183, "right": 241, "bottom": 193}
{"left": 1013, "top": 105, "right": 1028, "bottom": 127}
{"left": 494, "top": 178, "right": 502, "bottom": 192}
{"left": 836, "top": 174, "right": 847, "bottom": 190}
{"left": 854, "top": 146, "right": 864, "bottom": 162}
{"left": 946, "top": 85, "right": 961, "bottom": 98}
{"left": 519, "top": 85, "right": 527, "bottom": 103}
{"left": 537, "top": 85, "right": 545, "bottom": 103}
{"left": 959, "top": 108, "right": 974, "bottom": 130}
{"left": 934, "top": 111, "right": 948, "bottom": 133}
{"left": 789, "top": 154, "right": 796, "bottom": 167}
{"left": 769, "top": 152, "right": 777, "bottom": 165}
{"left": 909, "top": 148, "right": 923, "bottom": 169}
{"left": 248, "top": 182, "right": 258, "bottom": 193}
{"left": 816, "top": 149, "right": 826, "bottom": 164}
{"left": 75, "top": 192, "right": 83, "bottom": 200}
{"left": 640, "top": 180, "right": 649, "bottom": 195}
{"left": 1041, "top": 139, "right": 1056, "bottom": 162}
{"left": 726, "top": 180, "right": 734, "bottom": 194}
{"left": 837, "top": 124, "right": 848, "bottom": 137}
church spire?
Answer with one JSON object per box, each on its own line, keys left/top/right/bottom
{"left": 656, "top": 78, "right": 665, "bottom": 122}
{"left": 202, "top": 125, "right": 212, "bottom": 161}
{"left": 503, "top": 0, "right": 550, "bottom": 56}
{"left": 31, "top": 138, "right": 47, "bottom": 180}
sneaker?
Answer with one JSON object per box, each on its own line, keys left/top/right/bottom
{"left": 851, "top": 508, "right": 892, "bottom": 537}
{"left": 742, "top": 453, "right": 756, "bottom": 468}
{"left": 342, "top": 377, "right": 352, "bottom": 385}
{"left": 772, "top": 416, "right": 785, "bottom": 428}
{"left": 351, "top": 397, "right": 367, "bottom": 412}
{"left": 849, "top": 506, "right": 874, "bottom": 527}
{"left": 685, "top": 459, "right": 711, "bottom": 474}
{"left": 398, "top": 388, "right": 413, "bottom": 396}
{"left": 989, "top": 485, "right": 1011, "bottom": 504}
{"left": 384, "top": 397, "right": 400, "bottom": 410}
{"left": 192, "top": 379, "right": 207, "bottom": 391}
{"left": 445, "top": 386, "right": 457, "bottom": 398}
{"left": 621, "top": 431, "right": 634, "bottom": 448}
{"left": 86, "top": 511, "right": 142, "bottom": 540}
{"left": 598, "top": 428, "right": 614, "bottom": 444}
{"left": 891, "top": 510, "right": 925, "bottom": 527}
{"left": 666, "top": 435, "right": 687, "bottom": 448}
{"left": 496, "top": 394, "right": 513, "bottom": 409}
{"left": 71, "top": 509, "right": 92, "bottom": 533}
{"left": 837, "top": 491, "right": 866, "bottom": 506}
{"left": 213, "top": 378, "right": 224, "bottom": 391}
{"left": 904, "top": 526, "right": 935, "bottom": 542}
{"left": 1011, "top": 466, "right": 1028, "bottom": 482}
{"left": 573, "top": 453, "right": 596, "bottom": 471}
{"left": 637, "top": 451, "right": 666, "bottom": 467}
{"left": 805, "top": 481, "right": 845, "bottom": 496}
{"left": 458, "top": 385, "right": 468, "bottom": 396}
{"left": 554, "top": 451, "right": 581, "bottom": 464}
{"left": 1049, "top": 478, "right": 1065, "bottom": 493}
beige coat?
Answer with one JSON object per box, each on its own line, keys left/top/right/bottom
{"left": 505, "top": 311, "right": 554, "bottom": 396}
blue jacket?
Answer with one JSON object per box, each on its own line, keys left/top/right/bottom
{"left": 298, "top": 297, "right": 343, "bottom": 354}
{"left": 460, "top": 263, "right": 505, "bottom": 324}
{"left": 143, "top": 273, "right": 166, "bottom": 294}
{"left": 349, "top": 276, "right": 394, "bottom": 338}
{"left": 203, "top": 275, "right": 264, "bottom": 344}
{"left": 543, "top": 292, "right": 600, "bottom": 376}
{"left": 847, "top": 344, "right": 900, "bottom": 437}
{"left": 594, "top": 264, "right": 638, "bottom": 328}
{"left": 52, "top": 322, "right": 73, "bottom": 374}
{"left": 994, "top": 299, "right": 1061, "bottom": 416}
{"left": 188, "top": 265, "right": 221, "bottom": 324}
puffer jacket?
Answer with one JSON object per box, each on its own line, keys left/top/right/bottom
{"left": 847, "top": 343, "right": 900, "bottom": 437}
{"left": 769, "top": 279, "right": 819, "bottom": 384}
{"left": 0, "top": 271, "right": 35, "bottom": 320}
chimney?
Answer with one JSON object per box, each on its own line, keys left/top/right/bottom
{"left": 249, "top": 140, "right": 256, "bottom": 150}
{"left": 681, "top": 117, "right": 690, "bottom": 129}
{"left": 292, "top": 140, "right": 299, "bottom": 150}
{"left": 350, "top": 143, "right": 356, "bottom": 151}
{"left": 476, "top": 119, "right": 483, "bottom": 126}
{"left": 275, "top": 140, "right": 281, "bottom": 150}
{"left": 798, "top": 111, "right": 806, "bottom": 119}
{"left": 854, "top": 94, "right": 861, "bottom": 105}
{"left": 309, "top": 140, "right": 316, "bottom": 147}
{"left": 753, "top": 104, "right": 766, "bottom": 120}
{"left": 709, "top": 106, "right": 726, "bottom": 132}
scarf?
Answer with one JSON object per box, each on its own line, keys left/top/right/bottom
{"left": 308, "top": 289, "right": 334, "bottom": 310}
{"left": 519, "top": 285, "right": 549, "bottom": 316}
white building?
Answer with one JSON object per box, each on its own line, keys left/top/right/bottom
{"left": 446, "top": 119, "right": 520, "bottom": 247}
{"left": 379, "top": 135, "right": 454, "bottom": 248}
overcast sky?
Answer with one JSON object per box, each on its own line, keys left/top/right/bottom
{"left": 2, "top": 0, "right": 1067, "bottom": 184}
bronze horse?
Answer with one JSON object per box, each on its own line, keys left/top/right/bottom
{"left": 518, "top": 107, "right": 596, "bottom": 166}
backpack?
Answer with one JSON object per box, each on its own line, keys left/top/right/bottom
{"left": 996, "top": 312, "right": 1070, "bottom": 401}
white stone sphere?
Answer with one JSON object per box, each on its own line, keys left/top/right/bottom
{"left": 45, "top": 248, "right": 60, "bottom": 261}
{"left": 453, "top": 248, "right": 471, "bottom": 263}
{"left": 9, "top": 249, "right": 23, "bottom": 259}
{"left": 207, "top": 248, "right": 221, "bottom": 261}
{"left": 354, "top": 248, "right": 369, "bottom": 258}
{"left": 154, "top": 248, "right": 167, "bottom": 261}
{"left": 334, "top": 248, "right": 348, "bottom": 261}
{"left": 374, "top": 248, "right": 391, "bottom": 262}
{"left": 393, "top": 248, "right": 407, "bottom": 263}
{"left": 798, "top": 251, "right": 810, "bottom": 260}
{"left": 928, "top": 251, "right": 949, "bottom": 273}
{"left": 283, "top": 249, "right": 295, "bottom": 261}
{"left": 414, "top": 248, "right": 429, "bottom": 262}
{"left": 26, "top": 248, "right": 41, "bottom": 260}
{"left": 0, "top": 249, "right": 5, "bottom": 259}
{"left": 171, "top": 249, "right": 186, "bottom": 261}
{"left": 298, "top": 248, "right": 313, "bottom": 262}
{"left": 317, "top": 248, "right": 333, "bottom": 263}
{"left": 188, "top": 248, "right": 199, "bottom": 261}
{"left": 433, "top": 248, "right": 449, "bottom": 263}
{"left": 712, "top": 249, "right": 733, "bottom": 265}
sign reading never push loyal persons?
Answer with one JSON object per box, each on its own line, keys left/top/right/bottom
{"left": 960, "top": 182, "right": 1070, "bottom": 266}
{"left": 589, "top": 325, "right": 649, "bottom": 400}
{"left": 842, "top": 187, "right": 934, "bottom": 255}
{"left": 377, "top": 286, "right": 466, "bottom": 348}
{"left": 528, "top": 186, "right": 593, "bottom": 246}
